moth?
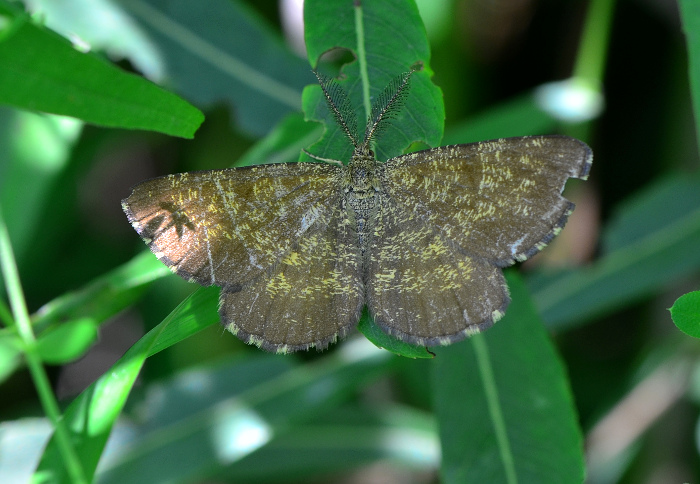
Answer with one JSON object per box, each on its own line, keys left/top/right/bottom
{"left": 123, "top": 67, "right": 592, "bottom": 353}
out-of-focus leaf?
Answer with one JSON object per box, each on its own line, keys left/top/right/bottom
{"left": 0, "top": 418, "right": 53, "bottom": 484}
{"left": 235, "top": 112, "right": 322, "bottom": 167}
{"left": 530, "top": 174, "right": 700, "bottom": 330}
{"left": 121, "top": 0, "right": 312, "bottom": 137}
{"left": 442, "top": 93, "right": 558, "bottom": 145}
{"left": 219, "top": 405, "right": 437, "bottom": 481}
{"left": 94, "top": 342, "right": 393, "bottom": 483}
{"left": 33, "top": 285, "right": 220, "bottom": 483}
{"left": 23, "top": 0, "right": 165, "bottom": 80}
{"left": 33, "top": 251, "right": 170, "bottom": 332}
{"left": 0, "top": 110, "right": 81, "bottom": 264}
{"left": 33, "top": 319, "right": 97, "bottom": 364}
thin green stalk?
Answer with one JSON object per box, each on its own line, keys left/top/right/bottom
{"left": 0, "top": 207, "right": 87, "bottom": 484}
{"left": 473, "top": 335, "right": 517, "bottom": 484}
{"left": 573, "top": 0, "right": 616, "bottom": 85}
{"left": 353, "top": 1, "right": 371, "bottom": 120}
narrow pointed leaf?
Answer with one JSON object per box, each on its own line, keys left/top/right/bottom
{"left": 433, "top": 272, "right": 584, "bottom": 483}
{"left": 0, "top": 3, "right": 203, "bottom": 138}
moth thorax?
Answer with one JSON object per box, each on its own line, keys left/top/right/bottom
{"left": 348, "top": 150, "right": 380, "bottom": 194}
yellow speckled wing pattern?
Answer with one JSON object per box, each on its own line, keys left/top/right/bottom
{"left": 220, "top": 203, "right": 364, "bottom": 353}
{"left": 123, "top": 162, "right": 365, "bottom": 351}
{"left": 383, "top": 136, "right": 592, "bottom": 265}
{"left": 367, "top": 197, "right": 510, "bottom": 346}
{"left": 367, "top": 135, "right": 592, "bottom": 344}
{"left": 123, "top": 163, "right": 342, "bottom": 288}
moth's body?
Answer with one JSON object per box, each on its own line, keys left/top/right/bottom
{"left": 122, "top": 68, "right": 592, "bottom": 353}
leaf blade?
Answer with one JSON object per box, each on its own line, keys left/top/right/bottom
{"left": 121, "top": 0, "right": 312, "bottom": 136}
{"left": 433, "top": 272, "right": 584, "bottom": 484}
{"left": 0, "top": 4, "right": 203, "bottom": 138}
{"left": 670, "top": 290, "right": 700, "bottom": 338}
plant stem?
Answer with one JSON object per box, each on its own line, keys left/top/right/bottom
{"left": 0, "top": 207, "right": 87, "bottom": 484}
{"left": 574, "top": 0, "right": 616, "bottom": 85}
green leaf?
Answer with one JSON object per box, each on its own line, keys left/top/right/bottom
{"left": 219, "top": 405, "right": 437, "bottom": 481}
{"left": 357, "top": 309, "right": 434, "bottom": 359}
{"left": 144, "top": 287, "right": 220, "bottom": 358}
{"left": 33, "top": 285, "right": 220, "bottom": 483}
{"left": 530, "top": 173, "right": 700, "bottom": 330}
{"left": 4, "top": 406, "right": 435, "bottom": 483}
{"left": 0, "top": 3, "right": 203, "bottom": 138}
{"left": 0, "top": 109, "right": 81, "bottom": 264}
{"left": 33, "top": 319, "right": 97, "bottom": 364}
{"left": 94, "top": 344, "right": 394, "bottom": 483}
{"left": 679, "top": 0, "right": 700, "bottom": 155}
{"left": 120, "top": 0, "right": 312, "bottom": 137}
{"left": 432, "top": 272, "right": 584, "bottom": 484}
{"left": 303, "top": 0, "right": 444, "bottom": 162}
{"left": 670, "top": 291, "right": 700, "bottom": 338}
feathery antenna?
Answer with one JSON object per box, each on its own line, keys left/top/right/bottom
{"left": 363, "top": 66, "right": 417, "bottom": 147}
{"left": 313, "top": 71, "right": 359, "bottom": 148}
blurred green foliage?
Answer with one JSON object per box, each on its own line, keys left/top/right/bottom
{"left": 1, "top": 0, "right": 699, "bottom": 483}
